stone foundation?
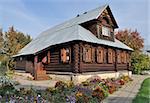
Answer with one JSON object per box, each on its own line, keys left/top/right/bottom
{"left": 48, "top": 70, "right": 132, "bottom": 84}
{"left": 15, "top": 70, "right": 132, "bottom": 84}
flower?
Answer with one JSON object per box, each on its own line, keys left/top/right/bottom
{"left": 76, "top": 91, "right": 83, "bottom": 97}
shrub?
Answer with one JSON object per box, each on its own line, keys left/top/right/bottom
{"left": 131, "top": 51, "right": 150, "bottom": 74}
{"left": 55, "top": 81, "right": 67, "bottom": 90}
{"left": 92, "top": 86, "right": 106, "bottom": 102}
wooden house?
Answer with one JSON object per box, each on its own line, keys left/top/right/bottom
{"left": 14, "top": 5, "right": 133, "bottom": 81}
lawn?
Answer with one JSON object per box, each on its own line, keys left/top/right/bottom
{"left": 132, "top": 77, "right": 150, "bottom": 103}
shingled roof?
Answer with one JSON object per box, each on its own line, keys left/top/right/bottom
{"left": 14, "top": 5, "right": 133, "bottom": 57}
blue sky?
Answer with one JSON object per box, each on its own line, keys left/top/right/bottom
{"left": 0, "top": 0, "right": 149, "bottom": 45}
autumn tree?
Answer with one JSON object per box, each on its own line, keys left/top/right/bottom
{"left": 116, "top": 29, "right": 150, "bottom": 74}
{"left": 0, "top": 28, "right": 4, "bottom": 66}
{"left": 0, "top": 26, "right": 32, "bottom": 70}
{"left": 116, "top": 29, "right": 144, "bottom": 51}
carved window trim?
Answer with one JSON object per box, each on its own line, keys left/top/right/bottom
{"left": 60, "top": 48, "right": 70, "bottom": 63}
{"left": 83, "top": 45, "right": 92, "bottom": 63}
{"left": 97, "top": 47, "right": 104, "bottom": 63}
{"left": 91, "top": 47, "right": 95, "bottom": 62}
{"left": 123, "top": 51, "right": 127, "bottom": 63}
{"left": 117, "top": 50, "right": 121, "bottom": 63}
{"left": 108, "top": 48, "right": 113, "bottom": 63}
{"left": 102, "top": 26, "right": 110, "bottom": 36}
{"left": 126, "top": 53, "right": 130, "bottom": 63}
{"left": 40, "top": 51, "right": 51, "bottom": 64}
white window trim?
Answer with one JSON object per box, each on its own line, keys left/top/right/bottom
{"left": 102, "top": 26, "right": 110, "bottom": 36}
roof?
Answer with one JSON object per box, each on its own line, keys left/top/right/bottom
{"left": 14, "top": 5, "right": 133, "bottom": 57}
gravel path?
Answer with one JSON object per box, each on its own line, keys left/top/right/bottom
{"left": 102, "top": 75, "right": 150, "bottom": 103}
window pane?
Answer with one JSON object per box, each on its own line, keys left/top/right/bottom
{"left": 102, "top": 26, "right": 110, "bottom": 36}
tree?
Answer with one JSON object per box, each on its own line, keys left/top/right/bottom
{"left": 1, "top": 26, "right": 32, "bottom": 70}
{"left": 131, "top": 51, "right": 150, "bottom": 74}
{"left": 0, "top": 28, "right": 5, "bottom": 67}
{"left": 115, "top": 29, "right": 150, "bottom": 74}
{"left": 115, "top": 29, "right": 144, "bottom": 51}
{"left": 0, "top": 28, "right": 3, "bottom": 48}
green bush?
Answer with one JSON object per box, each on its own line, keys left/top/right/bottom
{"left": 131, "top": 51, "right": 150, "bottom": 74}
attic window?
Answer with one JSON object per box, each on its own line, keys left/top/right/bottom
{"left": 102, "top": 26, "right": 110, "bottom": 36}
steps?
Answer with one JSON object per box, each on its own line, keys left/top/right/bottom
{"left": 35, "top": 70, "right": 49, "bottom": 80}
{"left": 34, "top": 62, "right": 49, "bottom": 80}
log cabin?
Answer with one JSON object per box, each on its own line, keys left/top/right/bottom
{"left": 14, "top": 5, "right": 133, "bottom": 81}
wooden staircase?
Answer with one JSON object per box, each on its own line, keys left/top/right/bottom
{"left": 34, "top": 62, "right": 49, "bottom": 80}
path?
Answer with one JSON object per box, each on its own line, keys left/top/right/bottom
{"left": 12, "top": 73, "right": 57, "bottom": 90}
{"left": 103, "top": 75, "right": 149, "bottom": 103}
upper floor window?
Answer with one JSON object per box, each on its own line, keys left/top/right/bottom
{"left": 102, "top": 26, "right": 110, "bottom": 36}
{"left": 61, "top": 48, "right": 70, "bottom": 63}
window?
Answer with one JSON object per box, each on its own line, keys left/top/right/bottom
{"left": 42, "top": 56, "right": 47, "bottom": 64}
{"left": 126, "top": 53, "right": 129, "bottom": 63}
{"left": 47, "top": 51, "right": 50, "bottom": 64}
{"left": 102, "top": 26, "right": 110, "bottom": 36}
{"left": 108, "top": 49, "right": 113, "bottom": 63}
{"left": 117, "top": 50, "right": 121, "bottom": 63}
{"left": 103, "top": 48, "right": 107, "bottom": 63}
{"left": 121, "top": 51, "right": 124, "bottom": 63}
{"left": 97, "top": 47, "right": 104, "bottom": 63}
{"left": 61, "top": 48, "right": 70, "bottom": 63}
{"left": 20, "top": 57, "right": 23, "bottom": 61}
{"left": 83, "top": 46, "right": 92, "bottom": 63}
{"left": 91, "top": 48, "right": 95, "bottom": 62}
{"left": 123, "top": 51, "right": 127, "bottom": 63}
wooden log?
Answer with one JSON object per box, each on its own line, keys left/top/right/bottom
{"left": 73, "top": 43, "right": 79, "bottom": 73}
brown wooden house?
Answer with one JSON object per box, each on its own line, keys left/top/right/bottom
{"left": 14, "top": 5, "right": 133, "bottom": 80}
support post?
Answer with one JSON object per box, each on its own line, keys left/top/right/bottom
{"left": 34, "top": 55, "right": 38, "bottom": 80}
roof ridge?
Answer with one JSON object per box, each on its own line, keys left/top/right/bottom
{"left": 36, "top": 4, "right": 108, "bottom": 39}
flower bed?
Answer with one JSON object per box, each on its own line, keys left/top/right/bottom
{"left": 0, "top": 75, "right": 133, "bottom": 103}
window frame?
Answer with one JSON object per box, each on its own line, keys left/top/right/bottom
{"left": 102, "top": 26, "right": 110, "bottom": 36}
{"left": 117, "top": 50, "right": 121, "bottom": 63}
{"left": 83, "top": 45, "right": 92, "bottom": 63}
{"left": 108, "top": 48, "right": 113, "bottom": 64}
{"left": 96, "top": 47, "right": 104, "bottom": 63}
{"left": 60, "top": 48, "right": 71, "bottom": 64}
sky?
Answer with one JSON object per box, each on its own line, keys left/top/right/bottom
{"left": 0, "top": 0, "right": 149, "bottom": 45}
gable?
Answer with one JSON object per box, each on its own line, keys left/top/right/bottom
{"left": 98, "top": 6, "right": 118, "bottom": 28}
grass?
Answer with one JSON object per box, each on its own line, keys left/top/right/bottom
{"left": 132, "top": 77, "right": 150, "bottom": 103}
